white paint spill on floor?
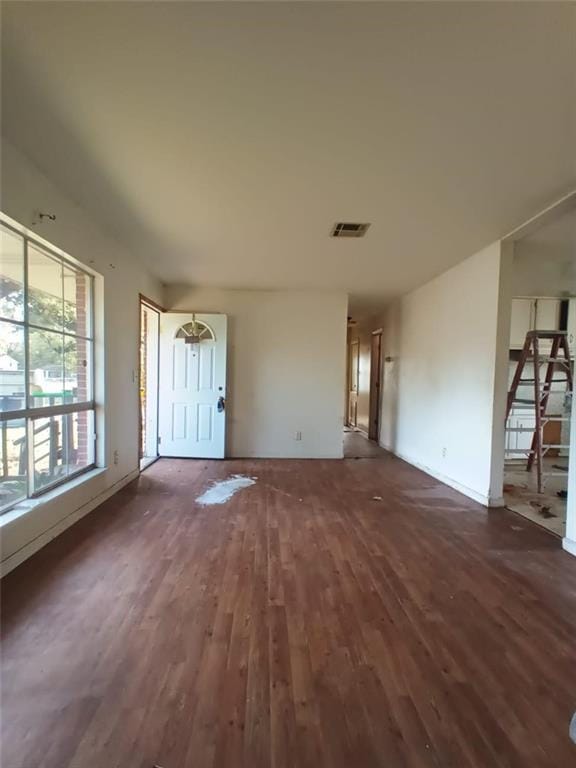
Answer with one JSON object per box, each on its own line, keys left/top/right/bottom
{"left": 195, "top": 474, "right": 256, "bottom": 506}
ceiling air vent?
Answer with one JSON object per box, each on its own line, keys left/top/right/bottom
{"left": 331, "top": 222, "right": 371, "bottom": 238}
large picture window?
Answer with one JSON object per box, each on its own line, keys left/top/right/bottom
{"left": 0, "top": 216, "right": 96, "bottom": 513}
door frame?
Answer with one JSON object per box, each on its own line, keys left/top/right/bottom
{"left": 368, "top": 329, "right": 383, "bottom": 442}
{"left": 138, "top": 294, "right": 164, "bottom": 470}
{"left": 157, "top": 312, "right": 228, "bottom": 459}
{"left": 347, "top": 339, "right": 360, "bottom": 427}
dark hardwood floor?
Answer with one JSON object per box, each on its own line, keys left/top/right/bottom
{"left": 2, "top": 456, "right": 576, "bottom": 768}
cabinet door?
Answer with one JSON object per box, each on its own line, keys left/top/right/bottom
{"left": 535, "top": 299, "right": 561, "bottom": 353}
{"left": 506, "top": 408, "right": 536, "bottom": 456}
{"left": 510, "top": 299, "right": 534, "bottom": 349}
{"left": 534, "top": 299, "right": 560, "bottom": 331}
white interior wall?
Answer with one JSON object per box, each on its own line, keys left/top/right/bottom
{"left": 164, "top": 286, "right": 348, "bottom": 459}
{"left": 380, "top": 242, "right": 507, "bottom": 505}
{"left": 1, "top": 138, "right": 163, "bottom": 574}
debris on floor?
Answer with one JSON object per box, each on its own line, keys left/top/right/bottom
{"left": 504, "top": 458, "right": 567, "bottom": 536}
{"left": 195, "top": 474, "right": 256, "bottom": 506}
{"left": 372, "top": 495, "right": 383, "bottom": 501}
{"left": 540, "top": 506, "right": 555, "bottom": 519}
{"left": 529, "top": 500, "right": 556, "bottom": 519}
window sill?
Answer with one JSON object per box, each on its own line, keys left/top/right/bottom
{"left": 0, "top": 467, "right": 107, "bottom": 528}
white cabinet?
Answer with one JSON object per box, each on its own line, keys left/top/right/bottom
{"left": 534, "top": 298, "right": 561, "bottom": 332}
{"left": 510, "top": 297, "right": 573, "bottom": 355}
{"left": 505, "top": 408, "right": 536, "bottom": 457}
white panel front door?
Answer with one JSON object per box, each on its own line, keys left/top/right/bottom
{"left": 158, "top": 313, "right": 227, "bottom": 458}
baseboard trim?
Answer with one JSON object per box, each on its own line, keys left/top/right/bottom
{"left": 0, "top": 469, "right": 140, "bottom": 577}
{"left": 562, "top": 538, "right": 576, "bottom": 558}
{"left": 380, "top": 445, "right": 499, "bottom": 507}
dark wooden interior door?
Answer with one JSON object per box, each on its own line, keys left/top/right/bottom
{"left": 368, "top": 331, "right": 382, "bottom": 441}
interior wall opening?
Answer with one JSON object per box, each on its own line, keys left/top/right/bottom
{"left": 501, "top": 202, "right": 575, "bottom": 537}
{"left": 346, "top": 337, "right": 359, "bottom": 429}
{"left": 368, "top": 330, "right": 382, "bottom": 441}
{"left": 504, "top": 297, "right": 574, "bottom": 535}
{"left": 344, "top": 317, "right": 386, "bottom": 459}
{"left": 139, "top": 298, "right": 160, "bottom": 470}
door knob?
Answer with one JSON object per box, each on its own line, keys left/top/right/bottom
{"left": 217, "top": 396, "right": 225, "bottom": 412}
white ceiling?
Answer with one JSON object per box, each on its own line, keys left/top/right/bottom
{"left": 2, "top": 2, "right": 575, "bottom": 313}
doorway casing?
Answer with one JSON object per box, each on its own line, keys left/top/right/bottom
{"left": 139, "top": 295, "right": 162, "bottom": 470}
{"left": 490, "top": 192, "right": 576, "bottom": 553}
{"left": 158, "top": 312, "right": 228, "bottom": 459}
{"left": 369, "top": 330, "right": 383, "bottom": 441}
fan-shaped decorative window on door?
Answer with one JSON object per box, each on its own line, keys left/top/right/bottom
{"left": 175, "top": 320, "right": 215, "bottom": 344}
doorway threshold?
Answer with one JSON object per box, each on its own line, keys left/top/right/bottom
{"left": 343, "top": 429, "right": 387, "bottom": 459}
{"left": 140, "top": 456, "right": 159, "bottom": 472}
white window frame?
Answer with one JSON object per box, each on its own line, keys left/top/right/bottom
{"left": 1, "top": 214, "right": 97, "bottom": 513}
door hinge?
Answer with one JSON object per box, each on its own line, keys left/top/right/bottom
{"left": 157, "top": 436, "right": 161, "bottom": 445}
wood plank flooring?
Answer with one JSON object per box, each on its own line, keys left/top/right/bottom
{"left": 2, "top": 455, "right": 576, "bottom": 768}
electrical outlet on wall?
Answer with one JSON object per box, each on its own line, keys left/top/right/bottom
{"left": 295, "top": 431, "right": 302, "bottom": 441}
{"left": 113, "top": 449, "right": 119, "bottom": 465}
{"left": 442, "top": 446, "right": 447, "bottom": 459}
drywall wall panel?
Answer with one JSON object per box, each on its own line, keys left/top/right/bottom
{"left": 380, "top": 242, "right": 505, "bottom": 504}
{"left": 164, "top": 287, "right": 348, "bottom": 458}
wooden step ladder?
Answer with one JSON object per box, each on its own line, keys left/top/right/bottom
{"left": 505, "top": 330, "right": 573, "bottom": 493}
